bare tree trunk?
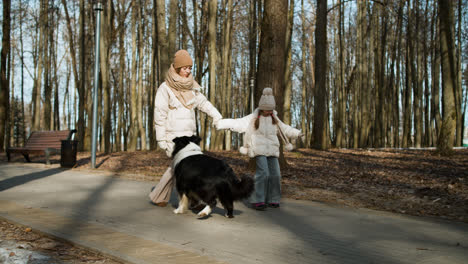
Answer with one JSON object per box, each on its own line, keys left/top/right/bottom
{"left": 413, "top": 0, "right": 423, "bottom": 148}
{"left": 168, "top": 0, "right": 178, "bottom": 54}
{"left": 431, "top": 0, "right": 442, "bottom": 146}
{"left": 375, "top": 2, "right": 388, "bottom": 148}
{"left": 137, "top": 0, "right": 147, "bottom": 150}
{"left": 43, "top": 0, "right": 52, "bottom": 131}
{"left": 423, "top": 1, "right": 431, "bottom": 146}
{"left": 52, "top": 14, "right": 60, "bottom": 131}
{"left": 300, "top": 0, "right": 308, "bottom": 148}
{"left": 208, "top": 0, "right": 218, "bottom": 150}
{"left": 0, "top": 0, "right": 11, "bottom": 151}
{"left": 390, "top": 0, "right": 404, "bottom": 148}
{"left": 312, "top": 0, "right": 327, "bottom": 150}
{"left": 221, "top": 0, "right": 234, "bottom": 150}
{"left": 282, "top": 0, "right": 294, "bottom": 124}
{"left": 19, "top": 0, "right": 26, "bottom": 144}
{"left": 256, "top": 0, "right": 288, "bottom": 118}
{"left": 100, "top": 0, "right": 113, "bottom": 153}
{"left": 307, "top": 22, "right": 316, "bottom": 148}
{"left": 148, "top": 0, "right": 157, "bottom": 150}
{"left": 455, "top": 0, "right": 462, "bottom": 146}
{"left": 77, "top": 0, "right": 87, "bottom": 151}
{"left": 402, "top": 5, "right": 413, "bottom": 148}
{"left": 116, "top": 1, "right": 130, "bottom": 151}
{"left": 359, "top": 1, "right": 371, "bottom": 148}
{"left": 335, "top": 0, "right": 345, "bottom": 148}
{"left": 128, "top": 1, "right": 139, "bottom": 151}
{"left": 248, "top": 0, "right": 258, "bottom": 114}
{"left": 33, "top": 0, "right": 47, "bottom": 132}
{"left": 437, "top": 0, "right": 457, "bottom": 155}
{"left": 156, "top": 0, "right": 170, "bottom": 84}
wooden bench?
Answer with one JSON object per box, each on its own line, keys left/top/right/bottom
{"left": 6, "top": 130, "right": 77, "bottom": 165}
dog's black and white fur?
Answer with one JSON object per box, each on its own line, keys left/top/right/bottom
{"left": 172, "top": 136, "right": 254, "bottom": 218}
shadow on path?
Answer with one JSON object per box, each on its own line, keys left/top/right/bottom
{"left": 0, "top": 168, "right": 64, "bottom": 192}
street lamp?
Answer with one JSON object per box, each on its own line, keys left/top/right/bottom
{"left": 91, "top": 1, "right": 103, "bottom": 169}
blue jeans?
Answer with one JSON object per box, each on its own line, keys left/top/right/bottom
{"left": 249, "top": 156, "right": 281, "bottom": 204}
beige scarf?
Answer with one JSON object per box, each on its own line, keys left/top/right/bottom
{"left": 165, "top": 64, "right": 201, "bottom": 109}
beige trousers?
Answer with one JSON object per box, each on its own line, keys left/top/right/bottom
{"left": 148, "top": 167, "right": 174, "bottom": 203}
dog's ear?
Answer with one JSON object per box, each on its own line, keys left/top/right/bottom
{"left": 173, "top": 137, "right": 181, "bottom": 144}
{"left": 191, "top": 135, "right": 202, "bottom": 145}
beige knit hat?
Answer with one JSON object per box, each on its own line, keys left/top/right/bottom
{"left": 258, "top": 88, "right": 276, "bottom": 110}
{"left": 173, "top": 50, "right": 193, "bottom": 69}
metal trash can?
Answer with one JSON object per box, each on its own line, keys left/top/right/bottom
{"left": 61, "top": 140, "right": 78, "bottom": 168}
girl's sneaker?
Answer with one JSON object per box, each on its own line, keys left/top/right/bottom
{"left": 268, "top": 203, "right": 280, "bottom": 208}
{"left": 252, "top": 202, "right": 267, "bottom": 210}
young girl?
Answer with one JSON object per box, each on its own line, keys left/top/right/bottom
{"left": 216, "top": 88, "right": 302, "bottom": 210}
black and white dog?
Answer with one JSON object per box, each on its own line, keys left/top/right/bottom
{"left": 172, "top": 136, "right": 254, "bottom": 218}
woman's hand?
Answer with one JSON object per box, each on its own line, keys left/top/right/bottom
{"left": 158, "top": 141, "right": 168, "bottom": 150}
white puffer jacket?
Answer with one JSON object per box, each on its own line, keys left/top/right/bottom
{"left": 216, "top": 108, "right": 301, "bottom": 158}
{"left": 154, "top": 82, "right": 222, "bottom": 155}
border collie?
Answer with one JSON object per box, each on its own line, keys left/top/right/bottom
{"left": 172, "top": 136, "right": 254, "bottom": 218}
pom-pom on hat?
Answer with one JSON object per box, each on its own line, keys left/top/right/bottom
{"left": 258, "top": 88, "right": 276, "bottom": 110}
{"left": 173, "top": 49, "right": 193, "bottom": 69}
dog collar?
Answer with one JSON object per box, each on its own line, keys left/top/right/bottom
{"left": 172, "top": 142, "right": 203, "bottom": 169}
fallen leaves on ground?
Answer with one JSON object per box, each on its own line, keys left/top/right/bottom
{"left": 0, "top": 220, "right": 123, "bottom": 263}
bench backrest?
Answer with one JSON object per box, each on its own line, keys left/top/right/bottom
{"left": 24, "top": 130, "right": 73, "bottom": 150}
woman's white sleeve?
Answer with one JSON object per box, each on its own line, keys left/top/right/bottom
{"left": 218, "top": 114, "right": 253, "bottom": 133}
{"left": 154, "top": 86, "right": 169, "bottom": 142}
{"left": 195, "top": 92, "right": 222, "bottom": 122}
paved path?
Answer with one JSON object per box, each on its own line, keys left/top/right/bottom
{"left": 0, "top": 163, "right": 467, "bottom": 264}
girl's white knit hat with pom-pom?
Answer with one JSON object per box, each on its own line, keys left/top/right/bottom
{"left": 258, "top": 88, "right": 276, "bottom": 110}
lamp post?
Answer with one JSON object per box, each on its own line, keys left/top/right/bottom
{"left": 250, "top": 78, "right": 255, "bottom": 112}
{"left": 91, "top": 2, "right": 102, "bottom": 169}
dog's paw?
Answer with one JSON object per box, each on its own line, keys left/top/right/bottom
{"left": 225, "top": 214, "right": 234, "bottom": 218}
{"left": 196, "top": 205, "right": 212, "bottom": 218}
{"left": 173, "top": 207, "right": 185, "bottom": 214}
{"left": 197, "top": 212, "right": 208, "bottom": 218}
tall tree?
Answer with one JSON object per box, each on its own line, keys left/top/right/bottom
{"left": 256, "top": 0, "right": 288, "bottom": 118}
{"left": 248, "top": 0, "right": 258, "bottom": 114}
{"left": 335, "top": 0, "right": 345, "bottom": 148}
{"left": 220, "top": 0, "right": 234, "bottom": 150}
{"left": 128, "top": 0, "right": 140, "bottom": 151}
{"left": 167, "top": 0, "right": 178, "bottom": 54}
{"left": 137, "top": 0, "right": 147, "bottom": 151}
{"left": 77, "top": 0, "right": 87, "bottom": 151}
{"left": 0, "top": 0, "right": 11, "bottom": 151}
{"left": 312, "top": 0, "right": 327, "bottom": 150}
{"left": 43, "top": 0, "right": 52, "bottom": 131}
{"left": 208, "top": 0, "right": 218, "bottom": 150}
{"left": 299, "top": 0, "right": 308, "bottom": 148}
{"left": 431, "top": 0, "right": 442, "bottom": 146}
{"left": 148, "top": 0, "right": 157, "bottom": 150}
{"left": 155, "top": 0, "right": 170, "bottom": 84}
{"left": 282, "top": 0, "right": 294, "bottom": 124}
{"left": 437, "top": 0, "right": 457, "bottom": 154}
{"left": 100, "top": 0, "right": 114, "bottom": 153}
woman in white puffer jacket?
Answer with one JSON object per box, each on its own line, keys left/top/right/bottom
{"left": 216, "top": 88, "right": 302, "bottom": 210}
{"left": 149, "top": 50, "right": 222, "bottom": 207}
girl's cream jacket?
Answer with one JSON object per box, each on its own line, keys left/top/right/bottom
{"left": 216, "top": 108, "right": 301, "bottom": 158}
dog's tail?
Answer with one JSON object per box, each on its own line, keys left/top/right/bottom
{"left": 229, "top": 169, "right": 254, "bottom": 200}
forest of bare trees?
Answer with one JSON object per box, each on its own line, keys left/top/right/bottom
{"left": 0, "top": 0, "right": 467, "bottom": 155}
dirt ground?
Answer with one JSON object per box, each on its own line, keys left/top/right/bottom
{"left": 1, "top": 147, "right": 467, "bottom": 262}
{"left": 0, "top": 219, "right": 122, "bottom": 263}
